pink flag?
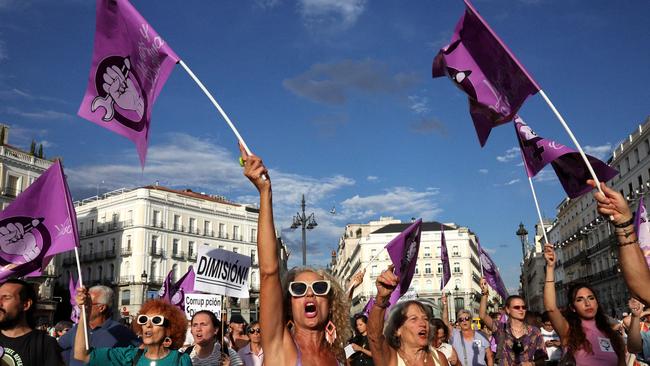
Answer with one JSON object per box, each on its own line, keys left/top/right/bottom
{"left": 0, "top": 161, "right": 79, "bottom": 282}
{"left": 78, "top": 0, "right": 180, "bottom": 167}
{"left": 386, "top": 220, "right": 422, "bottom": 310}
{"left": 69, "top": 272, "right": 80, "bottom": 323}
{"left": 440, "top": 225, "right": 451, "bottom": 290}
{"left": 634, "top": 197, "right": 650, "bottom": 268}
{"left": 432, "top": 0, "right": 540, "bottom": 146}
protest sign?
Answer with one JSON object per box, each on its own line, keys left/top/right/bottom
{"left": 184, "top": 293, "right": 222, "bottom": 320}
{"left": 194, "top": 246, "right": 251, "bottom": 298}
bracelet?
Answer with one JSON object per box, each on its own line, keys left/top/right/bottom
{"left": 481, "top": 292, "right": 489, "bottom": 296}
{"left": 613, "top": 214, "right": 635, "bottom": 228}
{"left": 615, "top": 227, "right": 635, "bottom": 238}
{"left": 545, "top": 280, "right": 555, "bottom": 282}
{"left": 619, "top": 240, "right": 638, "bottom": 248}
{"left": 375, "top": 297, "right": 391, "bottom": 309}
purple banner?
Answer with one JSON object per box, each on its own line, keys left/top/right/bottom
{"left": 159, "top": 266, "right": 195, "bottom": 312}
{"left": 515, "top": 117, "right": 618, "bottom": 198}
{"left": 386, "top": 219, "right": 422, "bottom": 309}
{"left": 432, "top": 0, "right": 540, "bottom": 147}
{"left": 78, "top": 0, "right": 179, "bottom": 167}
{"left": 0, "top": 161, "right": 79, "bottom": 282}
{"left": 440, "top": 226, "right": 451, "bottom": 290}
{"left": 635, "top": 197, "right": 650, "bottom": 268}
{"left": 479, "top": 246, "right": 509, "bottom": 301}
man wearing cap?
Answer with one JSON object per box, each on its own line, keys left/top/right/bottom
{"left": 228, "top": 314, "right": 250, "bottom": 351}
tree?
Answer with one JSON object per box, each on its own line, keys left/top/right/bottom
{"left": 29, "top": 140, "right": 36, "bottom": 155}
{"left": 37, "top": 144, "right": 44, "bottom": 159}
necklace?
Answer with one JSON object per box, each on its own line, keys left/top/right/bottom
{"left": 398, "top": 350, "right": 428, "bottom": 365}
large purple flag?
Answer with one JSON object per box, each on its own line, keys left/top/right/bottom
{"left": 440, "top": 225, "right": 451, "bottom": 290}
{"left": 432, "top": 0, "right": 540, "bottom": 147}
{"left": 159, "top": 266, "right": 195, "bottom": 312}
{"left": 69, "top": 272, "right": 80, "bottom": 323}
{"left": 0, "top": 161, "right": 79, "bottom": 282}
{"left": 634, "top": 197, "right": 650, "bottom": 268}
{"left": 479, "top": 246, "right": 508, "bottom": 301}
{"left": 78, "top": 0, "right": 180, "bottom": 167}
{"left": 386, "top": 219, "right": 422, "bottom": 308}
{"left": 362, "top": 297, "right": 376, "bottom": 317}
{"left": 515, "top": 117, "right": 618, "bottom": 198}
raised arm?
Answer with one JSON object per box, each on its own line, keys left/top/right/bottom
{"left": 240, "top": 146, "right": 288, "bottom": 363}
{"left": 542, "top": 244, "right": 569, "bottom": 340}
{"left": 367, "top": 265, "right": 398, "bottom": 366}
{"left": 591, "top": 180, "right": 650, "bottom": 303}
{"left": 479, "top": 278, "right": 496, "bottom": 332}
{"left": 347, "top": 269, "right": 365, "bottom": 300}
{"left": 72, "top": 287, "right": 90, "bottom": 363}
{"left": 440, "top": 293, "right": 453, "bottom": 336}
{"left": 626, "top": 298, "right": 644, "bottom": 354}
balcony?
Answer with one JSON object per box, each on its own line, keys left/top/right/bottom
{"left": 148, "top": 276, "right": 164, "bottom": 286}
{"left": 203, "top": 230, "right": 214, "bottom": 237}
{"left": 123, "top": 219, "right": 133, "bottom": 228}
{"left": 218, "top": 232, "right": 228, "bottom": 239}
{"left": 151, "top": 221, "right": 164, "bottom": 229}
{"left": 119, "top": 276, "right": 135, "bottom": 285}
{"left": 82, "top": 253, "right": 93, "bottom": 262}
{"left": 105, "top": 248, "right": 117, "bottom": 259}
{"left": 188, "top": 227, "right": 199, "bottom": 235}
{"left": 171, "top": 251, "right": 185, "bottom": 260}
{"left": 121, "top": 247, "right": 132, "bottom": 256}
{"left": 93, "top": 251, "right": 105, "bottom": 261}
{"left": 85, "top": 229, "right": 94, "bottom": 236}
{"left": 150, "top": 248, "right": 164, "bottom": 257}
{"left": 1, "top": 186, "right": 21, "bottom": 198}
{"left": 173, "top": 224, "right": 184, "bottom": 232}
{"left": 188, "top": 252, "right": 197, "bottom": 262}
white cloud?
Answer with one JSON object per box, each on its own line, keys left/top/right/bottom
{"left": 496, "top": 147, "right": 520, "bottom": 163}
{"left": 298, "top": 0, "right": 367, "bottom": 30}
{"left": 0, "top": 88, "right": 68, "bottom": 104}
{"left": 478, "top": 169, "right": 488, "bottom": 174}
{"left": 5, "top": 107, "right": 72, "bottom": 120}
{"left": 408, "top": 95, "right": 430, "bottom": 114}
{"left": 340, "top": 187, "right": 442, "bottom": 221}
{"left": 584, "top": 143, "right": 613, "bottom": 160}
{"left": 532, "top": 167, "right": 556, "bottom": 183}
{"left": 366, "top": 175, "right": 378, "bottom": 181}
{"left": 495, "top": 178, "right": 521, "bottom": 187}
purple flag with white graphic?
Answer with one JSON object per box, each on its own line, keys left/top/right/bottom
{"left": 78, "top": 0, "right": 180, "bottom": 167}
{"left": 432, "top": 0, "right": 540, "bottom": 147}
{"left": 386, "top": 219, "right": 422, "bottom": 309}
{"left": 479, "top": 246, "right": 508, "bottom": 301}
{"left": 0, "top": 161, "right": 79, "bottom": 282}
{"left": 69, "top": 272, "right": 80, "bottom": 323}
{"left": 159, "top": 266, "right": 195, "bottom": 312}
{"left": 362, "top": 297, "right": 376, "bottom": 317}
{"left": 515, "top": 116, "right": 618, "bottom": 198}
{"left": 634, "top": 197, "right": 650, "bottom": 268}
{"left": 440, "top": 225, "right": 451, "bottom": 290}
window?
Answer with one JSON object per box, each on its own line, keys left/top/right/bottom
{"left": 453, "top": 262, "right": 461, "bottom": 273}
{"left": 371, "top": 265, "right": 378, "bottom": 276}
{"left": 86, "top": 267, "right": 92, "bottom": 281}
{"left": 6, "top": 174, "right": 20, "bottom": 197}
{"left": 126, "top": 235, "right": 132, "bottom": 250}
{"left": 188, "top": 242, "right": 195, "bottom": 257}
{"left": 424, "top": 247, "right": 431, "bottom": 257}
{"left": 454, "top": 297, "right": 464, "bottom": 311}
{"left": 251, "top": 229, "right": 257, "bottom": 242}
{"left": 173, "top": 239, "right": 179, "bottom": 255}
{"left": 437, "top": 264, "right": 442, "bottom": 274}
{"left": 639, "top": 175, "right": 644, "bottom": 188}
{"left": 204, "top": 221, "right": 211, "bottom": 236}
{"left": 172, "top": 264, "right": 178, "bottom": 282}
{"left": 234, "top": 226, "right": 240, "bottom": 240}
{"left": 121, "top": 290, "right": 131, "bottom": 305}
{"left": 251, "top": 250, "right": 257, "bottom": 265}
{"left": 415, "top": 266, "right": 419, "bottom": 274}
{"left": 110, "top": 264, "right": 114, "bottom": 281}
{"left": 233, "top": 247, "right": 239, "bottom": 254}
{"left": 98, "top": 266, "right": 103, "bottom": 281}
{"left": 219, "top": 245, "right": 225, "bottom": 249}
{"left": 173, "top": 215, "right": 181, "bottom": 230}
{"left": 452, "top": 246, "right": 459, "bottom": 256}
{"left": 111, "top": 238, "right": 116, "bottom": 253}
{"left": 425, "top": 264, "right": 432, "bottom": 274}
{"left": 219, "top": 223, "right": 226, "bottom": 238}
{"left": 151, "top": 236, "right": 159, "bottom": 254}
{"left": 153, "top": 210, "right": 161, "bottom": 227}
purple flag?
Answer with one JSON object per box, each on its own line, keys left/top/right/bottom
{"left": 634, "top": 197, "right": 650, "bottom": 268}
{"left": 440, "top": 225, "right": 451, "bottom": 290}
{"left": 0, "top": 161, "right": 79, "bottom": 282}
{"left": 386, "top": 219, "right": 422, "bottom": 309}
{"left": 515, "top": 117, "right": 618, "bottom": 198}
{"left": 159, "top": 266, "right": 195, "bottom": 312}
{"left": 78, "top": 0, "right": 180, "bottom": 167}
{"left": 479, "top": 246, "right": 508, "bottom": 301}
{"left": 69, "top": 272, "right": 80, "bottom": 323}
{"left": 432, "top": 0, "right": 540, "bottom": 147}
{"left": 362, "top": 297, "right": 376, "bottom": 317}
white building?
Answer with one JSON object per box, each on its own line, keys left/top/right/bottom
{"left": 554, "top": 116, "right": 650, "bottom": 316}
{"left": 331, "top": 219, "right": 485, "bottom": 320}
{"left": 0, "top": 124, "right": 57, "bottom": 325}
{"left": 56, "top": 185, "right": 288, "bottom": 322}
{"left": 519, "top": 220, "right": 552, "bottom": 313}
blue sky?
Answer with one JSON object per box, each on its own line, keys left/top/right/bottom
{"left": 1, "top": 0, "right": 649, "bottom": 291}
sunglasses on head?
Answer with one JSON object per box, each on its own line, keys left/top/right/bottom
{"left": 288, "top": 280, "right": 331, "bottom": 297}
{"left": 248, "top": 327, "right": 261, "bottom": 334}
{"left": 137, "top": 314, "right": 167, "bottom": 327}
{"left": 511, "top": 305, "right": 527, "bottom": 311}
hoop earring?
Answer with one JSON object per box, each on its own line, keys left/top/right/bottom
{"left": 287, "top": 319, "right": 295, "bottom": 330}
{"left": 325, "top": 321, "right": 337, "bottom": 345}
{"left": 163, "top": 337, "right": 172, "bottom": 348}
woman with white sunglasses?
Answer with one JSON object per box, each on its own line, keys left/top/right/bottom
{"left": 240, "top": 146, "right": 351, "bottom": 365}
{"left": 73, "top": 293, "right": 192, "bottom": 365}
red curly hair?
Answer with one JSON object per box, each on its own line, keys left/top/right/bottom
{"left": 132, "top": 299, "right": 188, "bottom": 349}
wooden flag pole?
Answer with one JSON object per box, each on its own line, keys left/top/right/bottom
{"left": 74, "top": 247, "right": 90, "bottom": 350}
{"left": 539, "top": 89, "right": 604, "bottom": 195}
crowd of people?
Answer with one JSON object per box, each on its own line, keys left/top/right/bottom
{"left": 4, "top": 154, "right": 650, "bottom": 365}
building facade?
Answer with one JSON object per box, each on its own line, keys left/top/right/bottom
{"left": 519, "top": 220, "right": 552, "bottom": 313}
{"left": 553, "top": 116, "right": 650, "bottom": 316}
{"left": 331, "top": 219, "right": 487, "bottom": 320}
{"left": 0, "top": 124, "right": 57, "bottom": 325}
{"left": 56, "top": 185, "right": 288, "bottom": 322}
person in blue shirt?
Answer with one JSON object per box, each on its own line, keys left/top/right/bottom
{"left": 59, "top": 285, "right": 140, "bottom": 365}
{"left": 72, "top": 290, "right": 191, "bottom": 366}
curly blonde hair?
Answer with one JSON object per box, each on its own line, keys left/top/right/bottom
{"left": 282, "top": 267, "right": 352, "bottom": 362}
{"left": 132, "top": 299, "right": 188, "bottom": 349}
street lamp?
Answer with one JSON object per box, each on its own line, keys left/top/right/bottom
{"left": 140, "top": 271, "right": 148, "bottom": 305}
{"left": 516, "top": 223, "right": 529, "bottom": 258}
{"left": 290, "top": 194, "right": 317, "bottom": 266}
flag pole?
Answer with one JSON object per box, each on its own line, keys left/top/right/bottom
{"left": 74, "top": 247, "right": 90, "bottom": 350}
{"left": 178, "top": 60, "right": 267, "bottom": 180}
{"left": 538, "top": 89, "right": 604, "bottom": 195}
{"left": 527, "top": 177, "right": 550, "bottom": 245}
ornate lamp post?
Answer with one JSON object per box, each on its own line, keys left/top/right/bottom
{"left": 140, "top": 271, "right": 148, "bottom": 306}
{"left": 290, "top": 194, "right": 317, "bottom": 266}
{"left": 516, "top": 223, "right": 529, "bottom": 259}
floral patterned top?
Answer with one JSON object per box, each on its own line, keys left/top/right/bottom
{"left": 494, "top": 321, "right": 546, "bottom": 366}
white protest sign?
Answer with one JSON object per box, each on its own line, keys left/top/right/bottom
{"left": 184, "top": 293, "right": 222, "bottom": 320}
{"left": 194, "top": 246, "right": 251, "bottom": 298}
